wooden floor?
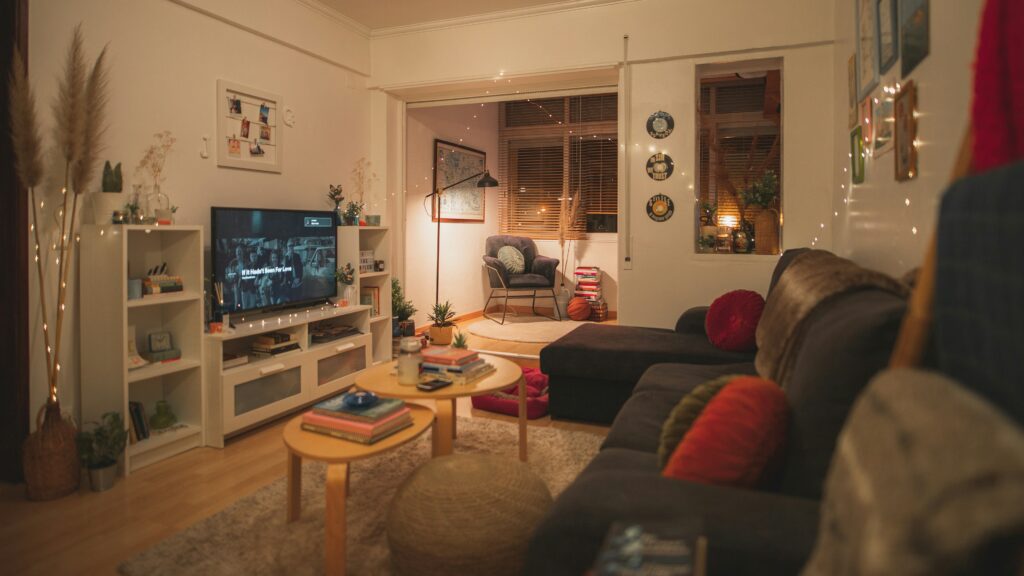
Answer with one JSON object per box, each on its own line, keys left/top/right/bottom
{"left": 0, "top": 318, "right": 607, "bottom": 575}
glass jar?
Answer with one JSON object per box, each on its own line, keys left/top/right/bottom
{"left": 396, "top": 336, "right": 422, "bottom": 386}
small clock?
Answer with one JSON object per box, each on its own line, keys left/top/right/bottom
{"left": 148, "top": 331, "right": 173, "bottom": 353}
{"left": 646, "top": 153, "right": 674, "bottom": 181}
{"left": 646, "top": 111, "right": 674, "bottom": 139}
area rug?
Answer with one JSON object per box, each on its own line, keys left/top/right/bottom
{"left": 119, "top": 417, "right": 602, "bottom": 576}
{"left": 466, "top": 316, "right": 588, "bottom": 343}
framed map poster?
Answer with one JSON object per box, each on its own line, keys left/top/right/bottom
{"left": 433, "top": 139, "right": 486, "bottom": 222}
{"left": 856, "top": 0, "right": 879, "bottom": 100}
{"left": 217, "top": 79, "right": 282, "bottom": 173}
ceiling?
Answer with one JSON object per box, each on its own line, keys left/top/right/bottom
{"left": 319, "top": 0, "right": 614, "bottom": 31}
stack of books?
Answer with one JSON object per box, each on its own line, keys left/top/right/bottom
{"left": 144, "top": 274, "right": 184, "bottom": 295}
{"left": 574, "top": 266, "right": 607, "bottom": 320}
{"left": 301, "top": 395, "right": 413, "bottom": 444}
{"left": 420, "top": 347, "right": 496, "bottom": 385}
{"left": 251, "top": 332, "right": 300, "bottom": 358}
{"left": 128, "top": 401, "right": 149, "bottom": 443}
{"left": 309, "top": 324, "right": 360, "bottom": 344}
{"left": 360, "top": 286, "right": 381, "bottom": 316}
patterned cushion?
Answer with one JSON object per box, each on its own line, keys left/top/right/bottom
{"left": 497, "top": 246, "right": 526, "bottom": 274}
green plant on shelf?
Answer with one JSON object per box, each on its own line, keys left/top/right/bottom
{"left": 739, "top": 170, "right": 779, "bottom": 208}
{"left": 391, "top": 278, "right": 416, "bottom": 321}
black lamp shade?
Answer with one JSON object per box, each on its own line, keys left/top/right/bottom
{"left": 476, "top": 171, "right": 499, "bottom": 188}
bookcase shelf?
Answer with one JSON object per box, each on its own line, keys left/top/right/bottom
{"left": 338, "top": 226, "right": 393, "bottom": 363}
{"left": 81, "top": 225, "right": 206, "bottom": 475}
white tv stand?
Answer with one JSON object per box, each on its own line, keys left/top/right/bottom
{"left": 203, "top": 303, "right": 374, "bottom": 447}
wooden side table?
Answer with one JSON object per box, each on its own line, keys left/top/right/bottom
{"left": 282, "top": 404, "right": 434, "bottom": 576}
{"left": 355, "top": 354, "right": 529, "bottom": 461}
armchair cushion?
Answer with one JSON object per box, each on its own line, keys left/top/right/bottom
{"left": 531, "top": 255, "right": 560, "bottom": 284}
{"left": 496, "top": 246, "right": 526, "bottom": 274}
{"left": 509, "top": 273, "right": 553, "bottom": 289}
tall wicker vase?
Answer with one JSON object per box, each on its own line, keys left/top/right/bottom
{"left": 23, "top": 400, "right": 80, "bottom": 500}
{"left": 755, "top": 208, "right": 781, "bottom": 255}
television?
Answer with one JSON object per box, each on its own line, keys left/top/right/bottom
{"left": 211, "top": 207, "right": 337, "bottom": 314}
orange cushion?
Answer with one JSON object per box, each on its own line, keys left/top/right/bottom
{"left": 662, "top": 376, "right": 788, "bottom": 488}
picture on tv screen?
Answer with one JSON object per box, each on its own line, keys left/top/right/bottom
{"left": 212, "top": 207, "right": 337, "bottom": 313}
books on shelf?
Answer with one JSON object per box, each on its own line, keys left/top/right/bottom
{"left": 223, "top": 352, "right": 249, "bottom": 369}
{"left": 128, "top": 401, "right": 150, "bottom": 440}
{"left": 420, "top": 347, "right": 479, "bottom": 366}
{"left": 250, "top": 331, "right": 300, "bottom": 358}
{"left": 360, "top": 286, "right": 381, "bottom": 316}
{"left": 143, "top": 274, "right": 184, "bottom": 295}
{"left": 310, "top": 324, "right": 361, "bottom": 344}
{"left": 303, "top": 393, "right": 413, "bottom": 444}
{"left": 254, "top": 332, "right": 291, "bottom": 346}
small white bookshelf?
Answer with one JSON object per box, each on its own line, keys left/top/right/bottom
{"left": 338, "top": 226, "right": 392, "bottom": 364}
{"left": 80, "top": 224, "right": 206, "bottom": 475}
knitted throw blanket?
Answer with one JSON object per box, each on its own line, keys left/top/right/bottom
{"left": 802, "top": 369, "right": 1024, "bottom": 576}
{"left": 755, "top": 250, "right": 908, "bottom": 383}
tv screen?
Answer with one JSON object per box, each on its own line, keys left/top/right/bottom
{"left": 212, "top": 207, "right": 337, "bottom": 313}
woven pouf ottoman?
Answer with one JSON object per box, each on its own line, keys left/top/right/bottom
{"left": 387, "top": 454, "right": 553, "bottom": 576}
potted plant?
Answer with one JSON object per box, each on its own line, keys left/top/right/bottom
{"left": 335, "top": 263, "right": 355, "bottom": 306}
{"left": 342, "top": 200, "right": 364, "bottom": 226}
{"left": 427, "top": 300, "right": 456, "bottom": 345}
{"left": 740, "top": 170, "right": 780, "bottom": 255}
{"left": 76, "top": 412, "right": 128, "bottom": 492}
{"left": 392, "top": 278, "right": 417, "bottom": 337}
{"left": 452, "top": 331, "right": 469, "bottom": 349}
{"left": 327, "top": 184, "right": 344, "bottom": 226}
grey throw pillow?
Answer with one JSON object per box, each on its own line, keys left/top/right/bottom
{"left": 496, "top": 246, "right": 526, "bottom": 274}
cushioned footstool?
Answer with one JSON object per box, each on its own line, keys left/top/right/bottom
{"left": 387, "top": 454, "right": 553, "bottom": 576}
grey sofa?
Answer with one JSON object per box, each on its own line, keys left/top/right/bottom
{"left": 482, "top": 235, "right": 560, "bottom": 324}
{"left": 526, "top": 254, "right": 908, "bottom": 575}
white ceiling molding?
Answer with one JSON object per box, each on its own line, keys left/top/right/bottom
{"left": 369, "top": 0, "right": 639, "bottom": 38}
{"left": 294, "top": 0, "right": 371, "bottom": 38}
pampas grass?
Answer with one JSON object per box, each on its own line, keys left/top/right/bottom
{"left": 8, "top": 24, "right": 109, "bottom": 403}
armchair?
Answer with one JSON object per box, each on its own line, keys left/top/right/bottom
{"left": 483, "top": 235, "right": 561, "bottom": 324}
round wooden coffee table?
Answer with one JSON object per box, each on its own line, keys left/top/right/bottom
{"left": 282, "top": 403, "right": 434, "bottom": 576}
{"left": 355, "top": 353, "right": 529, "bottom": 462}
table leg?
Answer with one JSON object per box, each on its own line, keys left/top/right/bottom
{"left": 518, "top": 375, "right": 528, "bottom": 462}
{"left": 325, "top": 463, "right": 349, "bottom": 576}
{"left": 287, "top": 450, "right": 302, "bottom": 522}
{"left": 432, "top": 399, "right": 454, "bottom": 457}
{"left": 452, "top": 400, "right": 458, "bottom": 439}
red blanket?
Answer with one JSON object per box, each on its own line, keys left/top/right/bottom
{"left": 973, "top": 0, "right": 1024, "bottom": 171}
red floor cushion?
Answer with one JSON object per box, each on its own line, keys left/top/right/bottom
{"left": 471, "top": 367, "right": 550, "bottom": 419}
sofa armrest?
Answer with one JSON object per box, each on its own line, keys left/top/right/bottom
{"left": 482, "top": 255, "right": 509, "bottom": 288}
{"left": 526, "top": 470, "right": 819, "bottom": 576}
{"left": 531, "top": 255, "right": 560, "bottom": 284}
{"left": 675, "top": 306, "right": 710, "bottom": 334}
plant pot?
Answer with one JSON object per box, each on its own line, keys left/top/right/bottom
{"left": 344, "top": 215, "right": 359, "bottom": 226}
{"left": 392, "top": 318, "right": 401, "bottom": 337}
{"left": 22, "top": 400, "right": 80, "bottom": 501}
{"left": 399, "top": 320, "right": 416, "bottom": 337}
{"left": 88, "top": 463, "right": 118, "bottom": 492}
{"left": 554, "top": 288, "right": 571, "bottom": 320}
{"left": 755, "top": 208, "right": 780, "bottom": 255}
{"left": 429, "top": 326, "right": 454, "bottom": 345}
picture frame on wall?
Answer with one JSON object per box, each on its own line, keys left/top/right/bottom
{"left": 872, "top": 88, "right": 895, "bottom": 157}
{"left": 900, "top": 0, "right": 930, "bottom": 78}
{"left": 894, "top": 81, "right": 918, "bottom": 181}
{"left": 848, "top": 54, "right": 859, "bottom": 129}
{"left": 432, "top": 139, "right": 487, "bottom": 222}
{"left": 217, "top": 80, "right": 282, "bottom": 173}
{"left": 856, "top": 0, "right": 879, "bottom": 100}
{"left": 851, "top": 126, "right": 866, "bottom": 184}
{"left": 877, "top": 0, "right": 899, "bottom": 74}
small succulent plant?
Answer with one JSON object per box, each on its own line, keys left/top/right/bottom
{"left": 452, "top": 331, "right": 468, "bottom": 349}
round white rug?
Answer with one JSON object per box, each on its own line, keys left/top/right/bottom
{"left": 466, "top": 316, "right": 588, "bottom": 343}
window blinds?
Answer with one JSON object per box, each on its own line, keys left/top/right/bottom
{"left": 498, "top": 94, "right": 617, "bottom": 239}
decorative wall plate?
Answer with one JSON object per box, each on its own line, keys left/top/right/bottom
{"left": 646, "top": 194, "right": 675, "bottom": 222}
{"left": 646, "top": 111, "right": 674, "bottom": 139}
{"left": 646, "top": 153, "right": 674, "bottom": 181}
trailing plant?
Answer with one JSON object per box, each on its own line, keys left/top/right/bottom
{"left": 9, "top": 25, "right": 109, "bottom": 405}
{"left": 336, "top": 263, "right": 355, "bottom": 285}
{"left": 427, "top": 300, "right": 456, "bottom": 328}
{"left": 452, "top": 331, "right": 468, "bottom": 349}
{"left": 739, "top": 170, "right": 779, "bottom": 208}
{"left": 391, "top": 278, "right": 416, "bottom": 321}
{"left": 76, "top": 412, "right": 127, "bottom": 469}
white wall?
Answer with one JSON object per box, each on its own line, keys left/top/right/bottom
{"left": 374, "top": 0, "right": 835, "bottom": 329}
{"left": 405, "top": 103, "right": 499, "bottom": 327}
{"left": 830, "top": 0, "right": 984, "bottom": 274}
{"left": 28, "top": 0, "right": 370, "bottom": 422}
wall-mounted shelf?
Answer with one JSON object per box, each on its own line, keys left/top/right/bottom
{"left": 127, "top": 291, "right": 203, "bottom": 308}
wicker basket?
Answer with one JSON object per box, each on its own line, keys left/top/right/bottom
{"left": 755, "top": 208, "right": 781, "bottom": 255}
{"left": 23, "top": 400, "right": 80, "bottom": 501}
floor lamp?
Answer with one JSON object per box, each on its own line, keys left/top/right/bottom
{"left": 426, "top": 170, "right": 499, "bottom": 306}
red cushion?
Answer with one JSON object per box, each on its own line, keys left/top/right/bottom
{"left": 704, "top": 289, "right": 765, "bottom": 352}
{"left": 471, "top": 367, "right": 550, "bottom": 419}
{"left": 662, "top": 376, "right": 788, "bottom": 488}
